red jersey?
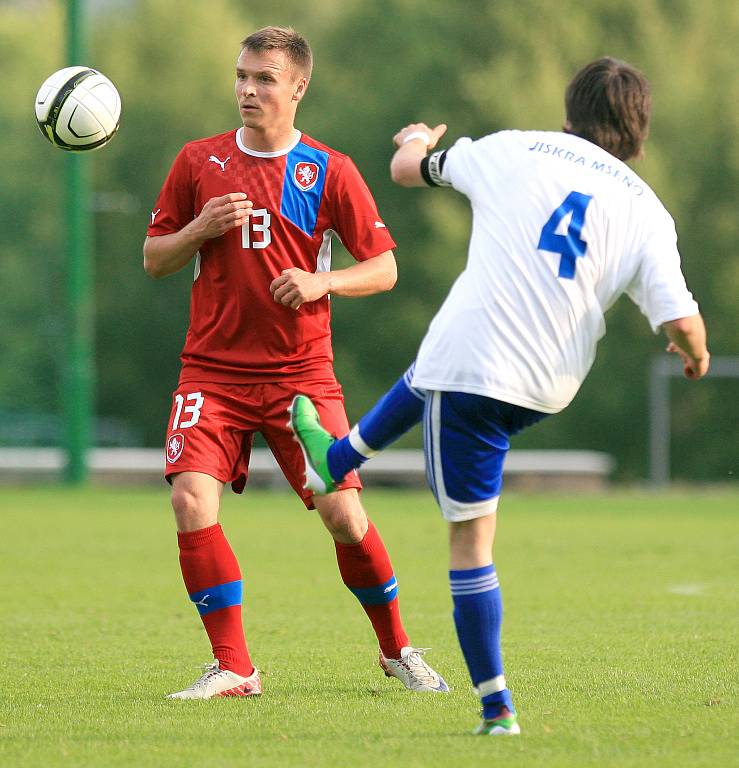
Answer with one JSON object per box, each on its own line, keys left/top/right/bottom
{"left": 147, "top": 129, "right": 396, "bottom": 383}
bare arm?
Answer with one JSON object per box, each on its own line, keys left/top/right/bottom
{"left": 270, "top": 251, "right": 397, "bottom": 310}
{"left": 143, "top": 193, "right": 253, "bottom": 278}
{"left": 663, "top": 314, "right": 710, "bottom": 379}
{"left": 389, "top": 122, "right": 448, "bottom": 187}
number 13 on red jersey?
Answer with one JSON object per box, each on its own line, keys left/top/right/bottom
{"left": 242, "top": 208, "right": 271, "bottom": 249}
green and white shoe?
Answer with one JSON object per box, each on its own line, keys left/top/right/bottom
{"left": 288, "top": 395, "right": 339, "bottom": 494}
{"left": 472, "top": 708, "right": 521, "bottom": 736}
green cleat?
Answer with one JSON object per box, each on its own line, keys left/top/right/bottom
{"left": 288, "top": 395, "right": 339, "bottom": 494}
{"left": 472, "top": 708, "right": 521, "bottom": 736}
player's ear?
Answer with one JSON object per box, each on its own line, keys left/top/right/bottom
{"left": 292, "top": 76, "right": 308, "bottom": 102}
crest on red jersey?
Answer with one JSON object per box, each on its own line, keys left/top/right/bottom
{"left": 293, "top": 162, "right": 319, "bottom": 191}
{"left": 166, "top": 433, "right": 185, "bottom": 464}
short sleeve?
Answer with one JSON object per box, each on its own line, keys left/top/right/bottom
{"left": 147, "top": 147, "right": 196, "bottom": 236}
{"left": 626, "top": 213, "right": 700, "bottom": 332}
{"left": 441, "top": 137, "right": 477, "bottom": 197}
{"left": 326, "top": 157, "right": 396, "bottom": 261}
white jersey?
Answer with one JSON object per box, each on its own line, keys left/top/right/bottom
{"left": 411, "top": 130, "right": 699, "bottom": 413}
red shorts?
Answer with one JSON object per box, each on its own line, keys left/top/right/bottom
{"left": 163, "top": 378, "right": 361, "bottom": 508}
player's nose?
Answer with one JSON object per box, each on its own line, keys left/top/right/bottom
{"left": 236, "top": 81, "right": 253, "bottom": 97}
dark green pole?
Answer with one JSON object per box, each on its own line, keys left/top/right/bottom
{"left": 64, "top": 0, "right": 93, "bottom": 484}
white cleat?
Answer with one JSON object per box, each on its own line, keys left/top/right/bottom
{"left": 166, "top": 660, "right": 262, "bottom": 699}
{"left": 379, "top": 646, "right": 449, "bottom": 692}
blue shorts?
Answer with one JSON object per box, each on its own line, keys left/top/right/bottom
{"left": 422, "top": 391, "right": 547, "bottom": 521}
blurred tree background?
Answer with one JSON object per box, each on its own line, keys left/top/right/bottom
{"left": 0, "top": 0, "right": 737, "bottom": 481}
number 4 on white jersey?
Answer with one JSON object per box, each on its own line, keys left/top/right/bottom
{"left": 538, "top": 191, "right": 593, "bottom": 279}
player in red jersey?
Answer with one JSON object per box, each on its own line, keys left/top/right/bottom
{"left": 143, "top": 26, "right": 448, "bottom": 699}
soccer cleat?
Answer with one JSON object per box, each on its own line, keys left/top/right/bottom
{"left": 166, "top": 660, "right": 262, "bottom": 699}
{"left": 472, "top": 707, "right": 521, "bottom": 735}
{"left": 379, "top": 646, "right": 449, "bottom": 692}
{"left": 288, "top": 394, "right": 339, "bottom": 494}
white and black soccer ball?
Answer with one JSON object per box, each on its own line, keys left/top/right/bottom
{"left": 35, "top": 66, "right": 121, "bottom": 152}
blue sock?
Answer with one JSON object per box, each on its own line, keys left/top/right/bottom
{"left": 450, "top": 564, "right": 514, "bottom": 719}
{"left": 327, "top": 364, "right": 425, "bottom": 481}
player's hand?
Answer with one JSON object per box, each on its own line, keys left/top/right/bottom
{"left": 393, "top": 122, "right": 448, "bottom": 150}
{"left": 270, "top": 268, "right": 330, "bottom": 310}
{"left": 194, "top": 193, "right": 252, "bottom": 239}
{"left": 666, "top": 342, "right": 710, "bottom": 380}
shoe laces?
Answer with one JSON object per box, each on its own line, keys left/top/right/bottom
{"left": 400, "top": 647, "right": 439, "bottom": 685}
{"left": 187, "top": 661, "right": 223, "bottom": 691}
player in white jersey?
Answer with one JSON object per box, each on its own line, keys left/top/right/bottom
{"left": 412, "top": 128, "right": 700, "bottom": 412}
{"left": 289, "top": 58, "right": 709, "bottom": 735}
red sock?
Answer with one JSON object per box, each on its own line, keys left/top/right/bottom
{"left": 334, "top": 520, "right": 410, "bottom": 658}
{"left": 177, "top": 523, "right": 253, "bottom": 677}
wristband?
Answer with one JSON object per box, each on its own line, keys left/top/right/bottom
{"left": 402, "top": 130, "right": 431, "bottom": 147}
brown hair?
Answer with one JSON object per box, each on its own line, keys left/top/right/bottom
{"left": 240, "top": 26, "right": 313, "bottom": 79}
{"left": 564, "top": 57, "right": 651, "bottom": 161}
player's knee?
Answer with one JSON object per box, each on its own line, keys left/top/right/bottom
{"left": 170, "top": 484, "right": 214, "bottom": 531}
{"left": 316, "top": 494, "right": 367, "bottom": 543}
{"left": 448, "top": 514, "right": 497, "bottom": 568}
{"left": 171, "top": 485, "right": 194, "bottom": 515}
{"left": 329, "top": 514, "right": 366, "bottom": 544}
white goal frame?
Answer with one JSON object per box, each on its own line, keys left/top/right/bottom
{"left": 649, "top": 355, "right": 739, "bottom": 486}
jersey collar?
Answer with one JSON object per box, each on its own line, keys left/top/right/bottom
{"left": 235, "top": 128, "right": 302, "bottom": 157}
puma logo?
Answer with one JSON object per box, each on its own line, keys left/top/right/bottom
{"left": 194, "top": 594, "right": 210, "bottom": 607}
{"left": 150, "top": 208, "right": 161, "bottom": 224}
{"left": 208, "top": 155, "right": 231, "bottom": 171}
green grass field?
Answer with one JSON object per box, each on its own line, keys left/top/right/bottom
{"left": 1, "top": 486, "right": 736, "bottom": 767}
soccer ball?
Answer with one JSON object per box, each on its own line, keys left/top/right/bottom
{"left": 35, "top": 66, "right": 121, "bottom": 152}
